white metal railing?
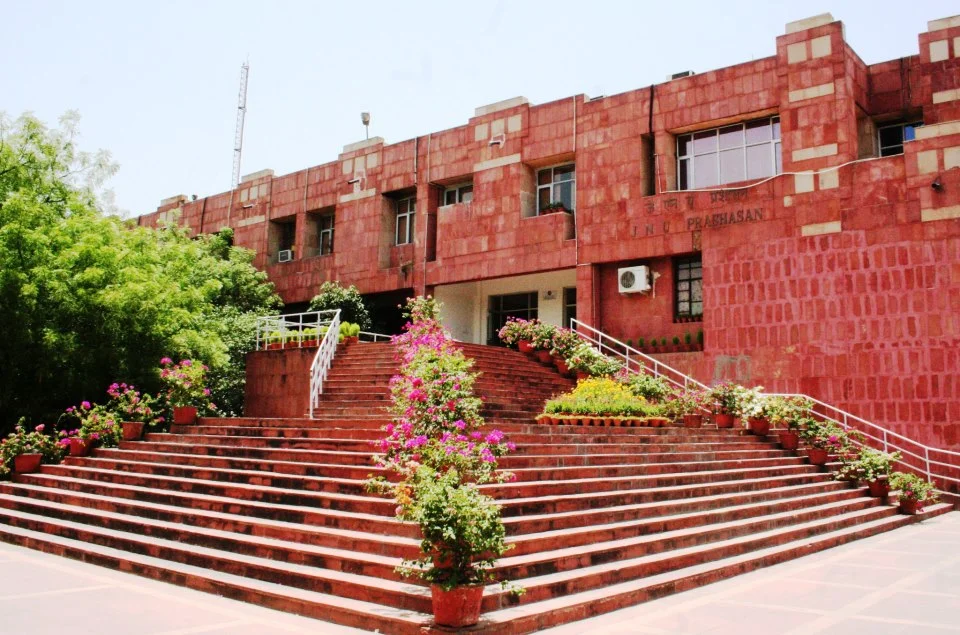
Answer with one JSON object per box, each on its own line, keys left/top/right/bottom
{"left": 359, "top": 331, "right": 392, "bottom": 342}
{"left": 570, "top": 319, "right": 960, "bottom": 492}
{"left": 570, "top": 319, "right": 706, "bottom": 392}
{"left": 309, "top": 309, "right": 341, "bottom": 418}
{"left": 255, "top": 310, "right": 339, "bottom": 351}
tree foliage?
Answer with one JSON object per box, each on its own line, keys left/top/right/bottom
{"left": 308, "top": 281, "right": 371, "bottom": 330}
{"left": 0, "top": 113, "right": 280, "bottom": 431}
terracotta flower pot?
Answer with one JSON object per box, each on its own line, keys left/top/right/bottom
{"left": 714, "top": 413, "right": 735, "bottom": 428}
{"left": 173, "top": 406, "right": 198, "bottom": 425}
{"left": 748, "top": 417, "right": 770, "bottom": 436}
{"left": 575, "top": 370, "right": 590, "bottom": 381}
{"left": 807, "top": 447, "right": 829, "bottom": 465}
{"left": 898, "top": 498, "right": 921, "bottom": 515}
{"left": 868, "top": 478, "right": 890, "bottom": 498}
{"left": 13, "top": 453, "right": 42, "bottom": 474}
{"left": 344, "top": 336, "right": 360, "bottom": 344}
{"left": 554, "top": 358, "right": 570, "bottom": 374}
{"left": 779, "top": 431, "right": 800, "bottom": 450}
{"left": 121, "top": 421, "right": 145, "bottom": 441}
{"left": 518, "top": 340, "right": 534, "bottom": 354}
{"left": 301, "top": 339, "right": 318, "bottom": 347}
{"left": 431, "top": 584, "right": 484, "bottom": 628}
{"left": 68, "top": 438, "right": 91, "bottom": 457}
{"left": 683, "top": 414, "right": 703, "bottom": 428}
{"left": 535, "top": 349, "right": 553, "bottom": 364}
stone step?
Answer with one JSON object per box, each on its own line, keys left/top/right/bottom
{"left": 10, "top": 472, "right": 414, "bottom": 537}
{"left": 0, "top": 522, "right": 432, "bottom": 635}
{"left": 473, "top": 504, "right": 954, "bottom": 633}
{"left": 0, "top": 482, "right": 417, "bottom": 557}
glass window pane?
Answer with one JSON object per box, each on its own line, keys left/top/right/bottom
{"left": 679, "top": 158, "right": 690, "bottom": 190}
{"left": 719, "top": 125, "right": 744, "bottom": 150}
{"left": 460, "top": 185, "right": 473, "bottom": 202}
{"left": 538, "top": 187, "right": 551, "bottom": 212}
{"left": 772, "top": 118, "right": 781, "bottom": 140}
{"left": 746, "top": 119, "right": 772, "bottom": 144}
{"left": 693, "top": 154, "right": 719, "bottom": 188}
{"left": 880, "top": 144, "right": 903, "bottom": 157}
{"left": 554, "top": 181, "right": 574, "bottom": 211}
{"left": 746, "top": 144, "right": 773, "bottom": 179}
{"left": 321, "top": 233, "right": 333, "bottom": 254}
{"left": 720, "top": 147, "right": 745, "bottom": 184}
{"left": 879, "top": 126, "right": 902, "bottom": 148}
{"left": 692, "top": 301, "right": 703, "bottom": 315}
{"left": 408, "top": 198, "right": 415, "bottom": 212}
{"left": 396, "top": 216, "right": 407, "bottom": 244}
{"left": 692, "top": 130, "right": 717, "bottom": 155}
{"left": 553, "top": 164, "right": 575, "bottom": 181}
{"left": 692, "top": 282, "right": 702, "bottom": 302}
{"left": 538, "top": 169, "right": 551, "bottom": 186}
{"left": 444, "top": 190, "right": 456, "bottom": 205}
{"left": 409, "top": 211, "right": 415, "bottom": 238}
{"left": 774, "top": 142, "right": 782, "bottom": 174}
{"left": 677, "top": 135, "right": 691, "bottom": 157}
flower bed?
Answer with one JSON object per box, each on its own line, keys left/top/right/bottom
{"left": 536, "top": 414, "right": 671, "bottom": 427}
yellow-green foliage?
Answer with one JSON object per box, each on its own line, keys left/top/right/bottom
{"left": 544, "top": 378, "right": 660, "bottom": 417}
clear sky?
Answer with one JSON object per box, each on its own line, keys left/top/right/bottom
{"left": 3, "top": 0, "right": 957, "bottom": 216}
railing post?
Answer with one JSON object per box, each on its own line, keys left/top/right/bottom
{"left": 925, "top": 448, "right": 932, "bottom": 483}
{"left": 883, "top": 430, "right": 888, "bottom": 453}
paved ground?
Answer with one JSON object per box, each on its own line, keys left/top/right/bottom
{"left": 1, "top": 511, "right": 958, "bottom": 634}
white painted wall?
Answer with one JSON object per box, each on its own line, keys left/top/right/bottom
{"left": 435, "top": 269, "right": 577, "bottom": 344}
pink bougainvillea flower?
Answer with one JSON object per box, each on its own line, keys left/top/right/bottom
{"left": 81, "top": 401, "right": 91, "bottom": 410}
{"left": 160, "top": 357, "right": 173, "bottom": 365}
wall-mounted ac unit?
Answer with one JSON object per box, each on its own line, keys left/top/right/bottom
{"left": 618, "top": 265, "right": 651, "bottom": 294}
{"left": 277, "top": 249, "right": 294, "bottom": 263}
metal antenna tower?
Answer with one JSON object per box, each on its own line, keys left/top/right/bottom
{"left": 231, "top": 60, "right": 250, "bottom": 188}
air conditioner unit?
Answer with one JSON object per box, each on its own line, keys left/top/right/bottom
{"left": 618, "top": 265, "right": 651, "bottom": 294}
{"left": 277, "top": 249, "right": 294, "bottom": 263}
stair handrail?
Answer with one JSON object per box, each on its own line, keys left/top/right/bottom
{"left": 571, "top": 319, "right": 960, "bottom": 491}
{"left": 359, "top": 331, "right": 392, "bottom": 342}
{"left": 309, "top": 309, "right": 341, "bottom": 419}
{"left": 570, "top": 319, "right": 707, "bottom": 391}
{"left": 255, "top": 310, "right": 333, "bottom": 350}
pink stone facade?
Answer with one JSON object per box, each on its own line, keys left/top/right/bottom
{"left": 142, "top": 15, "right": 960, "bottom": 448}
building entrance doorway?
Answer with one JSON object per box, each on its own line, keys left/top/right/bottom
{"left": 487, "top": 292, "right": 538, "bottom": 345}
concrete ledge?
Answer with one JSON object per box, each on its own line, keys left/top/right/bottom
{"left": 928, "top": 15, "right": 960, "bottom": 32}
{"left": 789, "top": 82, "right": 835, "bottom": 103}
{"left": 933, "top": 89, "right": 960, "bottom": 105}
{"left": 236, "top": 214, "right": 265, "bottom": 227}
{"left": 792, "top": 143, "right": 838, "bottom": 162}
{"left": 338, "top": 188, "right": 376, "bottom": 204}
{"left": 473, "top": 153, "right": 521, "bottom": 173}
{"left": 475, "top": 97, "right": 529, "bottom": 117}
{"left": 240, "top": 169, "right": 274, "bottom": 183}
{"left": 915, "top": 121, "right": 960, "bottom": 140}
{"left": 801, "top": 220, "right": 842, "bottom": 236}
{"left": 786, "top": 13, "right": 834, "bottom": 34}
{"left": 341, "top": 137, "right": 384, "bottom": 155}
{"left": 921, "top": 205, "right": 960, "bottom": 222}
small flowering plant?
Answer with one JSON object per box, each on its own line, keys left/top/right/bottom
{"left": 497, "top": 318, "right": 536, "bottom": 347}
{"left": 104, "top": 383, "right": 162, "bottom": 426}
{"left": 706, "top": 381, "right": 758, "bottom": 417}
{"left": 159, "top": 358, "right": 216, "bottom": 412}
{"left": 549, "top": 328, "right": 582, "bottom": 359}
{"left": 60, "top": 402, "right": 121, "bottom": 448}
{"left": 1, "top": 423, "right": 63, "bottom": 468}
{"left": 889, "top": 471, "right": 939, "bottom": 510}
{"left": 799, "top": 417, "right": 853, "bottom": 451}
{"left": 529, "top": 321, "right": 558, "bottom": 351}
{"left": 662, "top": 388, "right": 709, "bottom": 418}
{"left": 566, "top": 344, "right": 624, "bottom": 377}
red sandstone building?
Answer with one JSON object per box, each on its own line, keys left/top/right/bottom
{"left": 139, "top": 13, "right": 960, "bottom": 449}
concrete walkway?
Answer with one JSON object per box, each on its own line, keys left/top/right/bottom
{"left": 1, "top": 511, "right": 957, "bottom": 634}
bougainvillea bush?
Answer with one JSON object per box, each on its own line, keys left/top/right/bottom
{"left": 159, "top": 358, "right": 217, "bottom": 415}
{"left": 369, "top": 296, "right": 517, "bottom": 591}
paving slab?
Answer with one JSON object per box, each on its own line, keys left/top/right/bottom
{"left": 1, "top": 511, "right": 957, "bottom": 634}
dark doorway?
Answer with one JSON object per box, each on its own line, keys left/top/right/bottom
{"left": 487, "top": 292, "right": 539, "bottom": 345}
{"left": 364, "top": 288, "right": 414, "bottom": 336}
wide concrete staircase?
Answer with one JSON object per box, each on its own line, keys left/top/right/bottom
{"left": 0, "top": 342, "right": 952, "bottom": 634}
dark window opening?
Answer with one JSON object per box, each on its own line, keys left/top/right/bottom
{"left": 878, "top": 121, "right": 922, "bottom": 157}
{"left": 395, "top": 197, "right": 416, "bottom": 245}
{"left": 675, "top": 256, "right": 703, "bottom": 321}
{"left": 318, "top": 213, "right": 334, "bottom": 255}
{"left": 562, "top": 287, "right": 577, "bottom": 329}
{"left": 487, "top": 292, "right": 538, "bottom": 345}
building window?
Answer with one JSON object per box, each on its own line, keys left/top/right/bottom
{"left": 562, "top": 287, "right": 577, "bottom": 328}
{"left": 878, "top": 121, "right": 922, "bottom": 157}
{"left": 677, "top": 117, "right": 781, "bottom": 190}
{"left": 537, "top": 164, "right": 575, "bottom": 214}
{"left": 675, "top": 256, "right": 703, "bottom": 321}
{"left": 442, "top": 183, "right": 473, "bottom": 206}
{"left": 395, "top": 197, "right": 415, "bottom": 245}
{"left": 318, "top": 213, "right": 334, "bottom": 255}
{"left": 487, "top": 292, "right": 538, "bottom": 345}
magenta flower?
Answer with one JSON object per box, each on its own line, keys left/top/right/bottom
{"left": 81, "top": 401, "right": 91, "bottom": 410}
{"left": 160, "top": 357, "right": 173, "bottom": 365}
{"left": 181, "top": 359, "right": 192, "bottom": 367}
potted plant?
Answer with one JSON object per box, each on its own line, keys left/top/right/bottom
{"left": 160, "top": 358, "right": 216, "bottom": 425}
{"left": 889, "top": 471, "right": 939, "bottom": 515}
{"left": 624, "top": 371, "right": 674, "bottom": 404}
{"left": 662, "top": 389, "right": 708, "bottom": 427}
{"left": 299, "top": 327, "right": 319, "bottom": 347}
{"left": 799, "top": 418, "right": 850, "bottom": 466}
{"left": 1, "top": 423, "right": 62, "bottom": 474}
{"left": 549, "top": 328, "right": 582, "bottom": 374}
{"left": 540, "top": 201, "right": 567, "bottom": 214}
{"left": 739, "top": 389, "right": 769, "bottom": 435}
{"left": 542, "top": 378, "right": 660, "bottom": 426}
{"left": 837, "top": 449, "right": 901, "bottom": 496}
{"left": 763, "top": 396, "right": 812, "bottom": 450}
{"left": 706, "top": 381, "right": 756, "bottom": 428}
{"left": 339, "top": 321, "right": 361, "bottom": 344}
{"left": 637, "top": 337, "right": 646, "bottom": 350}
{"left": 529, "top": 322, "right": 557, "bottom": 364}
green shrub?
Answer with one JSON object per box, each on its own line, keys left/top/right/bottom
{"left": 624, "top": 372, "right": 674, "bottom": 403}
{"left": 544, "top": 378, "right": 659, "bottom": 417}
{"left": 889, "top": 471, "right": 939, "bottom": 505}
{"left": 308, "top": 281, "right": 372, "bottom": 330}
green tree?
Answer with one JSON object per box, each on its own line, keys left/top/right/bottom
{"left": 308, "top": 281, "right": 372, "bottom": 330}
{"left": 0, "top": 113, "right": 280, "bottom": 431}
